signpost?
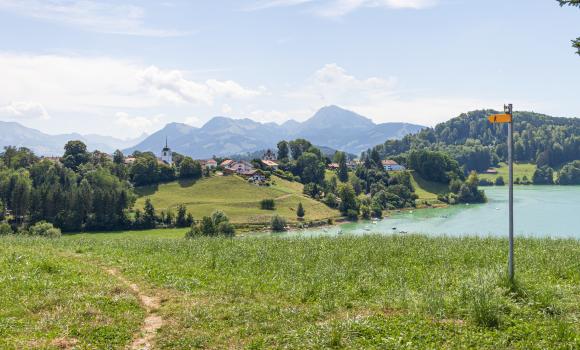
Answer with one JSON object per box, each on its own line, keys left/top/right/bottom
{"left": 488, "top": 104, "right": 514, "bottom": 282}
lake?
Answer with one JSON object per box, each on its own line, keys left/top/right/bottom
{"left": 283, "top": 186, "right": 580, "bottom": 239}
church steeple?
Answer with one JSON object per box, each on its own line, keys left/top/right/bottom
{"left": 161, "top": 136, "right": 172, "bottom": 165}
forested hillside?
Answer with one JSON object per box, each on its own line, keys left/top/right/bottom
{"left": 369, "top": 110, "right": 579, "bottom": 172}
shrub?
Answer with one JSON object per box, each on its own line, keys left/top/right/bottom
{"left": 495, "top": 176, "right": 505, "bottom": 186}
{"left": 29, "top": 221, "right": 61, "bottom": 238}
{"left": 270, "top": 215, "right": 287, "bottom": 232}
{"left": 260, "top": 199, "right": 276, "bottom": 210}
{"left": 0, "top": 222, "right": 13, "bottom": 235}
{"left": 185, "top": 210, "right": 235, "bottom": 238}
{"left": 346, "top": 209, "right": 359, "bottom": 221}
{"left": 216, "top": 221, "right": 235, "bottom": 237}
{"left": 360, "top": 205, "right": 371, "bottom": 219}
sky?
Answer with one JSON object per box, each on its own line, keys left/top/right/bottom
{"left": 0, "top": 0, "right": 578, "bottom": 139}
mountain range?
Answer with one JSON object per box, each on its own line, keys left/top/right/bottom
{"left": 0, "top": 106, "right": 424, "bottom": 158}
{"left": 0, "top": 121, "right": 147, "bottom": 156}
{"left": 124, "top": 106, "right": 425, "bottom": 158}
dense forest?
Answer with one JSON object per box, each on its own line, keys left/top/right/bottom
{"left": 365, "top": 110, "right": 579, "bottom": 183}
{"left": 0, "top": 141, "right": 205, "bottom": 233}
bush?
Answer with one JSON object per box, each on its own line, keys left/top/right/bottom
{"left": 29, "top": 221, "right": 61, "bottom": 238}
{"left": 346, "top": 209, "right": 359, "bottom": 221}
{"left": 185, "top": 210, "right": 235, "bottom": 238}
{"left": 495, "top": 176, "right": 505, "bottom": 186}
{"left": 270, "top": 215, "right": 287, "bottom": 232}
{"left": 478, "top": 178, "right": 493, "bottom": 186}
{"left": 0, "top": 222, "right": 13, "bottom": 235}
{"left": 216, "top": 221, "right": 235, "bottom": 237}
{"left": 260, "top": 199, "right": 276, "bottom": 210}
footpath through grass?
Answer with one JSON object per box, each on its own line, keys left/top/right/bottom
{"left": 2, "top": 231, "right": 579, "bottom": 349}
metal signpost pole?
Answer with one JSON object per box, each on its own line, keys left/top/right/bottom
{"left": 506, "top": 104, "right": 514, "bottom": 282}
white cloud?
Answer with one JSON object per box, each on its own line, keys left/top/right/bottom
{"left": 290, "top": 63, "right": 397, "bottom": 105}
{"left": 0, "top": 53, "right": 261, "bottom": 113}
{"left": 0, "top": 101, "right": 50, "bottom": 120}
{"left": 115, "top": 112, "right": 164, "bottom": 133}
{"left": 137, "top": 66, "right": 262, "bottom": 106}
{"left": 137, "top": 66, "right": 214, "bottom": 105}
{"left": 248, "top": 0, "right": 436, "bottom": 16}
{"left": 0, "top": 0, "right": 187, "bottom": 37}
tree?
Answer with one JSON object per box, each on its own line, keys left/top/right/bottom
{"left": 142, "top": 199, "right": 157, "bottom": 229}
{"left": 289, "top": 139, "right": 312, "bottom": 159}
{"left": 296, "top": 152, "right": 325, "bottom": 184}
{"left": 296, "top": 202, "right": 305, "bottom": 219}
{"left": 532, "top": 166, "right": 554, "bottom": 184}
{"left": 179, "top": 157, "right": 202, "bottom": 179}
{"left": 557, "top": 0, "right": 580, "bottom": 55}
{"left": 130, "top": 155, "right": 159, "bottom": 186}
{"left": 62, "top": 141, "right": 90, "bottom": 171}
{"left": 558, "top": 160, "right": 580, "bottom": 185}
{"left": 175, "top": 204, "right": 189, "bottom": 227}
{"left": 495, "top": 176, "right": 505, "bottom": 186}
{"left": 113, "top": 150, "right": 125, "bottom": 164}
{"left": 277, "top": 141, "right": 289, "bottom": 160}
{"left": 338, "top": 183, "right": 358, "bottom": 218}
{"left": 270, "top": 215, "right": 286, "bottom": 232}
{"left": 334, "top": 152, "right": 349, "bottom": 182}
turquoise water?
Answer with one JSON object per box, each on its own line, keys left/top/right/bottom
{"left": 283, "top": 186, "right": 580, "bottom": 239}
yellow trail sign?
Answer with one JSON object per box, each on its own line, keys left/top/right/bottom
{"left": 488, "top": 113, "right": 512, "bottom": 123}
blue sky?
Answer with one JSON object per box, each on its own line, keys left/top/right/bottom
{"left": 0, "top": 0, "right": 578, "bottom": 138}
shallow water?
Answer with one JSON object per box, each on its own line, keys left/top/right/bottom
{"left": 282, "top": 186, "right": 580, "bottom": 239}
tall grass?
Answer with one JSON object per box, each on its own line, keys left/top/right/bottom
{"left": 2, "top": 233, "right": 579, "bottom": 348}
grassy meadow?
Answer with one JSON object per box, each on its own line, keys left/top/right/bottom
{"left": 1, "top": 230, "right": 579, "bottom": 349}
{"left": 479, "top": 163, "right": 537, "bottom": 183}
{"left": 134, "top": 175, "right": 339, "bottom": 225}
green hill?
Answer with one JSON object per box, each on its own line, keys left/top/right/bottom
{"left": 134, "top": 175, "right": 339, "bottom": 225}
{"left": 410, "top": 171, "right": 449, "bottom": 201}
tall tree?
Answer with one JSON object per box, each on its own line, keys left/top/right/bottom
{"left": 179, "top": 157, "right": 202, "bottom": 179}
{"left": 62, "top": 140, "right": 90, "bottom": 171}
{"left": 334, "top": 151, "right": 349, "bottom": 182}
{"left": 277, "top": 141, "right": 289, "bottom": 160}
{"left": 142, "top": 199, "right": 157, "bottom": 229}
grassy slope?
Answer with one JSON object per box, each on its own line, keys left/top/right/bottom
{"left": 410, "top": 171, "right": 449, "bottom": 201}
{"left": 479, "top": 162, "right": 537, "bottom": 182}
{"left": 3, "top": 232, "right": 579, "bottom": 349}
{"left": 134, "top": 175, "right": 339, "bottom": 225}
{"left": 0, "top": 237, "right": 143, "bottom": 349}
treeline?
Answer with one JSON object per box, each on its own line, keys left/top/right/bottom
{"left": 0, "top": 141, "right": 205, "bottom": 233}
{"left": 369, "top": 110, "right": 579, "bottom": 173}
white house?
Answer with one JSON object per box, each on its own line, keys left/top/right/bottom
{"left": 224, "top": 160, "right": 254, "bottom": 175}
{"left": 204, "top": 159, "right": 217, "bottom": 169}
{"left": 382, "top": 160, "right": 405, "bottom": 172}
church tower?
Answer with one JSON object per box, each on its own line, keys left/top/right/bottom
{"left": 161, "top": 137, "right": 173, "bottom": 165}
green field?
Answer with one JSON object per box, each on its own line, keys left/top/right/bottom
{"left": 479, "top": 162, "right": 537, "bottom": 182}
{"left": 134, "top": 175, "right": 339, "bottom": 225}
{"left": 1, "top": 231, "right": 579, "bottom": 349}
{"left": 410, "top": 171, "right": 449, "bottom": 201}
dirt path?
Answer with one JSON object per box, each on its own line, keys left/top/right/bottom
{"left": 105, "top": 268, "right": 164, "bottom": 350}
